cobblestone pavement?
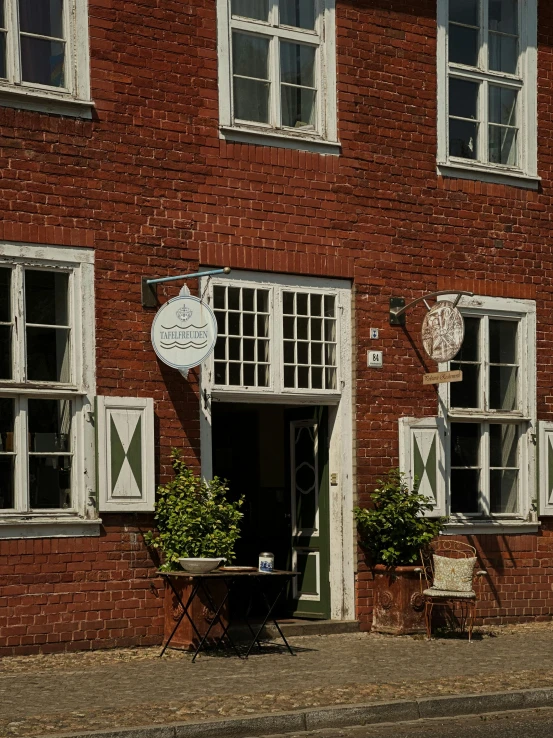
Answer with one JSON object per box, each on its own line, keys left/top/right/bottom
{"left": 2, "top": 624, "right": 553, "bottom": 737}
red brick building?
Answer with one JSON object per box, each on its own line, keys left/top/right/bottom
{"left": 1, "top": 0, "right": 553, "bottom": 654}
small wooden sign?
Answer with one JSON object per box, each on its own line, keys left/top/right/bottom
{"left": 423, "top": 369, "right": 463, "bottom": 385}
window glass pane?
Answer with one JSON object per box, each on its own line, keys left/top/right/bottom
{"left": 0, "top": 33, "right": 5, "bottom": 79}
{"left": 310, "top": 294, "right": 322, "bottom": 316}
{"left": 0, "top": 456, "right": 14, "bottom": 509}
{"left": 449, "top": 119, "right": 478, "bottom": 159}
{"left": 228, "top": 287, "right": 240, "bottom": 311}
{"left": 26, "top": 327, "right": 70, "bottom": 382}
{"left": 296, "top": 293, "right": 308, "bottom": 315}
{"left": 0, "top": 398, "right": 15, "bottom": 508}
{"left": 280, "top": 0, "right": 315, "bottom": 30}
{"left": 233, "top": 78, "right": 269, "bottom": 123}
{"left": 0, "top": 1, "right": 4, "bottom": 26}
{"left": 282, "top": 86, "right": 316, "bottom": 128}
{"left": 490, "top": 424, "right": 518, "bottom": 467}
{"left": 21, "top": 37, "right": 65, "bottom": 87}
{"left": 233, "top": 33, "right": 269, "bottom": 78}
{"left": 490, "top": 320, "right": 517, "bottom": 364}
{"left": 28, "top": 399, "right": 71, "bottom": 452}
{"left": 451, "top": 469, "right": 480, "bottom": 513}
{"left": 490, "top": 366, "right": 517, "bottom": 410}
{"left": 231, "top": 0, "right": 269, "bottom": 21}
{"left": 449, "top": 25, "right": 479, "bottom": 66}
{"left": 489, "top": 0, "right": 518, "bottom": 35}
{"left": 489, "top": 86, "right": 517, "bottom": 126}
{"left": 213, "top": 286, "right": 225, "bottom": 309}
{"left": 489, "top": 32, "right": 517, "bottom": 74}
{"left": 29, "top": 455, "right": 72, "bottom": 509}
{"left": 490, "top": 469, "right": 518, "bottom": 513}
{"left": 449, "top": 78, "right": 479, "bottom": 119}
{"left": 232, "top": 33, "right": 270, "bottom": 123}
{"left": 0, "top": 326, "right": 11, "bottom": 379}
{"left": 243, "top": 288, "right": 255, "bottom": 312}
{"left": 489, "top": 125, "right": 517, "bottom": 166}
{"left": 281, "top": 42, "right": 315, "bottom": 87}
{"left": 19, "top": 0, "right": 64, "bottom": 37}
{"left": 25, "top": 270, "right": 69, "bottom": 325}
{"left": 452, "top": 317, "right": 479, "bottom": 361}
{"left": 451, "top": 423, "right": 480, "bottom": 467}
{"left": 450, "top": 0, "right": 479, "bottom": 25}
{"left": 0, "top": 267, "right": 10, "bottom": 322}
{"left": 450, "top": 363, "right": 480, "bottom": 408}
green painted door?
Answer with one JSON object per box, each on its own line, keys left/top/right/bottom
{"left": 287, "top": 407, "right": 331, "bottom": 619}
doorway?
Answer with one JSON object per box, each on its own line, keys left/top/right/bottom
{"left": 212, "top": 402, "right": 331, "bottom": 619}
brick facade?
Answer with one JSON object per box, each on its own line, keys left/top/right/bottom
{"left": 2, "top": 0, "right": 553, "bottom": 654}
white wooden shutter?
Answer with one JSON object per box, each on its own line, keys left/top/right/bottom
{"left": 399, "top": 416, "right": 447, "bottom": 517}
{"left": 96, "top": 397, "right": 155, "bottom": 512}
{"left": 538, "top": 421, "right": 553, "bottom": 516}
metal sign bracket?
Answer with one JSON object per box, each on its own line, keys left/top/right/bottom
{"left": 141, "top": 267, "right": 231, "bottom": 308}
{"left": 389, "top": 290, "right": 474, "bottom": 325}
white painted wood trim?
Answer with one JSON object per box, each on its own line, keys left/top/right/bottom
{"left": 399, "top": 416, "right": 447, "bottom": 517}
{"left": 96, "top": 396, "right": 155, "bottom": 513}
{"left": 538, "top": 421, "right": 553, "bottom": 517}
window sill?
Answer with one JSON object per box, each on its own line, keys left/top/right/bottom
{"left": 0, "top": 517, "right": 102, "bottom": 539}
{"left": 220, "top": 125, "right": 341, "bottom": 156}
{"left": 437, "top": 161, "right": 540, "bottom": 190}
{"left": 443, "top": 520, "right": 539, "bottom": 535}
{"left": 211, "top": 388, "right": 342, "bottom": 405}
{"left": 0, "top": 85, "right": 94, "bottom": 119}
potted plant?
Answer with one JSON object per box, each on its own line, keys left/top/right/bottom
{"left": 145, "top": 450, "right": 244, "bottom": 649}
{"left": 354, "top": 470, "right": 445, "bottom": 635}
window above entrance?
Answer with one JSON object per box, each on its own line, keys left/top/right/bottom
{"left": 204, "top": 271, "right": 351, "bottom": 400}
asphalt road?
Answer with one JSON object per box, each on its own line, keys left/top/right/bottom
{"left": 264, "top": 708, "right": 553, "bottom": 738}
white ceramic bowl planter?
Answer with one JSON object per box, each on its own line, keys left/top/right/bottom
{"left": 178, "top": 558, "right": 225, "bottom": 574}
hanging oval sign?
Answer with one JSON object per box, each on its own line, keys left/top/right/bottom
{"left": 151, "top": 295, "right": 217, "bottom": 370}
{"left": 421, "top": 300, "right": 465, "bottom": 362}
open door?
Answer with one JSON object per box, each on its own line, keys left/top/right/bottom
{"left": 287, "top": 407, "right": 331, "bottom": 619}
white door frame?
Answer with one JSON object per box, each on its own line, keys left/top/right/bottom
{"left": 199, "top": 270, "right": 355, "bottom": 621}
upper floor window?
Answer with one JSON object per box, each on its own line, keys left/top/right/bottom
{"left": 0, "top": 0, "right": 92, "bottom": 116}
{"left": 437, "top": 0, "right": 537, "bottom": 184}
{"left": 217, "top": 0, "right": 338, "bottom": 151}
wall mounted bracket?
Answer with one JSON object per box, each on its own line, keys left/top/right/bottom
{"left": 141, "top": 267, "right": 231, "bottom": 308}
{"left": 389, "top": 290, "right": 474, "bottom": 325}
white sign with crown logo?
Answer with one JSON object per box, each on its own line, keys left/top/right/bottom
{"left": 151, "top": 295, "right": 218, "bottom": 370}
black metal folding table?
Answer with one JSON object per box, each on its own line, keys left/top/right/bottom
{"left": 158, "top": 569, "right": 298, "bottom": 662}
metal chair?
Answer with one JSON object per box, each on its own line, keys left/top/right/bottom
{"left": 415, "top": 540, "right": 487, "bottom": 642}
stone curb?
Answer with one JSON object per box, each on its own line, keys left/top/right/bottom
{"left": 45, "top": 687, "right": 553, "bottom": 738}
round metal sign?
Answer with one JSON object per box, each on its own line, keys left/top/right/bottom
{"left": 151, "top": 295, "right": 217, "bottom": 370}
{"left": 421, "top": 300, "right": 465, "bottom": 362}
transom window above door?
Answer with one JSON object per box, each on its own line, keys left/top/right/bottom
{"left": 437, "top": 0, "right": 537, "bottom": 184}
{"left": 206, "top": 272, "right": 350, "bottom": 397}
{"left": 217, "top": 0, "right": 338, "bottom": 151}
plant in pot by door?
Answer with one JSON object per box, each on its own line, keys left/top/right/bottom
{"left": 145, "top": 450, "right": 244, "bottom": 650}
{"left": 354, "top": 470, "right": 445, "bottom": 635}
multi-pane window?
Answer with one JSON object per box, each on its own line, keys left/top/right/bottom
{"left": 0, "top": 250, "right": 93, "bottom": 519}
{"left": 218, "top": 0, "right": 337, "bottom": 144}
{"left": 0, "top": 0, "right": 90, "bottom": 108}
{"left": 283, "top": 291, "right": 337, "bottom": 390}
{"left": 438, "top": 0, "right": 537, "bottom": 178}
{"left": 208, "top": 276, "right": 346, "bottom": 395}
{"left": 213, "top": 284, "right": 271, "bottom": 388}
{"left": 447, "top": 312, "right": 528, "bottom": 518}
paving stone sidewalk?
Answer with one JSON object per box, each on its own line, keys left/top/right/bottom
{"left": 2, "top": 623, "right": 553, "bottom": 737}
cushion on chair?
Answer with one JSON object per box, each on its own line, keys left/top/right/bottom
{"left": 423, "top": 588, "right": 476, "bottom": 599}
{"left": 432, "top": 554, "right": 477, "bottom": 593}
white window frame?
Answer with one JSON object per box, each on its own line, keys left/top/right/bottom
{"left": 437, "top": 294, "right": 536, "bottom": 531}
{"left": 201, "top": 270, "right": 350, "bottom": 403}
{"left": 0, "top": 242, "right": 97, "bottom": 538}
{"left": 437, "top": 0, "right": 538, "bottom": 187}
{"left": 0, "top": 0, "right": 92, "bottom": 117}
{"left": 217, "top": 0, "right": 339, "bottom": 154}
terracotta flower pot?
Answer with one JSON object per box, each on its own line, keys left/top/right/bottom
{"left": 164, "top": 576, "right": 229, "bottom": 651}
{"left": 371, "top": 564, "right": 426, "bottom": 635}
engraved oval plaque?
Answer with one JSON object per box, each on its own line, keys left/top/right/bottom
{"left": 421, "top": 301, "right": 465, "bottom": 362}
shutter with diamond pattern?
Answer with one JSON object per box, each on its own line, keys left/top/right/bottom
{"left": 96, "top": 397, "right": 155, "bottom": 512}
{"left": 538, "top": 421, "right": 553, "bottom": 516}
{"left": 399, "top": 416, "right": 446, "bottom": 517}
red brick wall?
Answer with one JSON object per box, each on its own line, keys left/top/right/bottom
{"left": 1, "top": 0, "right": 553, "bottom": 653}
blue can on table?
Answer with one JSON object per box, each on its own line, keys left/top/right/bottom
{"left": 258, "top": 552, "right": 274, "bottom": 573}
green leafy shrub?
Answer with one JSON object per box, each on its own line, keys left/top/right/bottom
{"left": 144, "top": 450, "right": 244, "bottom": 571}
{"left": 353, "top": 469, "right": 445, "bottom": 566}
